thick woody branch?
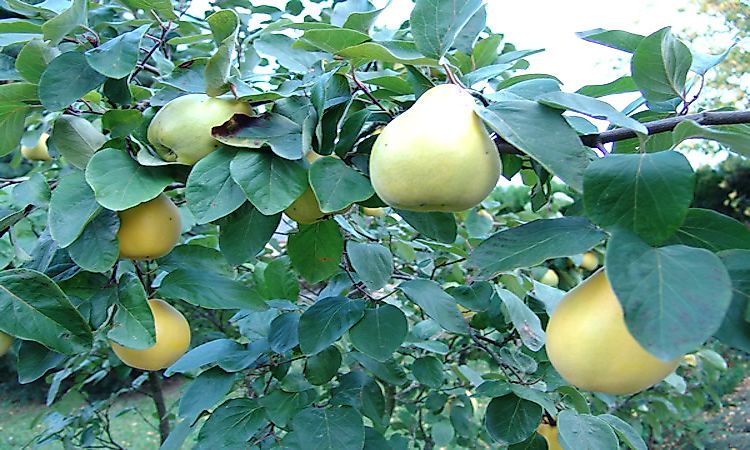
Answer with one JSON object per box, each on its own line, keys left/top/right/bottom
{"left": 493, "top": 110, "right": 750, "bottom": 154}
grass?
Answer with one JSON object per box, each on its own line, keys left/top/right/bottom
{"left": 0, "top": 382, "right": 186, "bottom": 450}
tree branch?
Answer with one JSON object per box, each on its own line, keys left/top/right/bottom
{"left": 147, "top": 371, "right": 170, "bottom": 443}
{"left": 493, "top": 110, "right": 750, "bottom": 154}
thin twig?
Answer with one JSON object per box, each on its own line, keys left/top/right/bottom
{"left": 350, "top": 67, "right": 394, "bottom": 118}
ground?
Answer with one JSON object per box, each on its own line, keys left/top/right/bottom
{"left": 0, "top": 381, "right": 185, "bottom": 450}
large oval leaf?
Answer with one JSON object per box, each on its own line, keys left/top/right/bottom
{"left": 607, "top": 229, "right": 732, "bottom": 359}
{"left": 0, "top": 268, "right": 92, "bottom": 354}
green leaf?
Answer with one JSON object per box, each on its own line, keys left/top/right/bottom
{"left": 195, "top": 398, "right": 265, "bottom": 450}
{"left": 259, "top": 257, "right": 299, "bottom": 301}
{"left": 349, "top": 305, "right": 407, "bottom": 361}
{"left": 714, "top": 250, "right": 750, "bottom": 352}
{"left": 346, "top": 242, "right": 393, "bottom": 291}
{"left": 298, "top": 296, "right": 365, "bottom": 355}
{"left": 288, "top": 406, "right": 365, "bottom": 450}
{"left": 287, "top": 220, "right": 344, "bottom": 284}
{"left": 557, "top": 410, "right": 618, "bottom": 450}
{"left": 495, "top": 288, "right": 545, "bottom": 351}
{"left": 468, "top": 217, "right": 606, "bottom": 277}
{"left": 85, "top": 148, "right": 173, "bottom": 211}
{"left": 219, "top": 203, "right": 281, "bottom": 265}
{"left": 537, "top": 91, "right": 647, "bottom": 134}
{"left": 179, "top": 368, "right": 236, "bottom": 423}
{"left": 269, "top": 312, "right": 300, "bottom": 354}
{"left": 631, "top": 27, "right": 692, "bottom": 105}
{"left": 0, "top": 268, "right": 92, "bottom": 355}
{"left": 85, "top": 24, "right": 150, "bottom": 78}
{"left": 337, "top": 40, "right": 436, "bottom": 65}
{"left": 304, "top": 345, "right": 342, "bottom": 385}
{"left": 309, "top": 157, "right": 374, "bottom": 213}
{"left": 453, "top": 5, "right": 486, "bottom": 54}
{"left": 0, "top": 102, "right": 30, "bottom": 156}
{"left": 665, "top": 208, "right": 750, "bottom": 252}
{"left": 39, "top": 51, "right": 105, "bottom": 111}
{"left": 598, "top": 414, "right": 647, "bottom": 450}
{"left": 102, "top": 109, "right": 143, "bottom": 139}
{"left": 107, "top": 272, "right": 156, "bottom": 349}
{"left": 449, "top": 282, "right": 494, "bottom": 311}
{"left": 166, "top": 339, "right": 244, "bottom": 375}
{"left": 576, "top": 76, "right": 639, "bottom": 98}
{"left": 260, "top": 389, "right": 318, "bottom": 428}
{"left": 158, "top": 268, "right": 267, "bottom": 311}
{"left": 212, "top": 112, "right": 303, "bottom": 160}
{"left": 672, "top": 120, "right": 750, "bottom": 157}
{"left": 16, "top": 39, "right": 59, "bottom": 84}
{"left": 584, "top": 151, "right": 694, "bottom": 245}
{"left": 332, "top": 0, "right": 383, "bottom": 32}
{"left": 158, "top": 245, "right": 233, "bottom": 276}
{"left": 413, "top": 356, "right": 444, "bottom": 388}
{"left": 576, "top": 28, "right": 644, "bottom": 53}
{"left": 254, "top": 33, "right": 326, "bottom": 73}
{"left": 205, "top": 10, "right": 239, "bottom": 96}
{"left": 41, "top": 0, "right": 86, "bottom": 45}
{"left": 330, "top": 371, "right": 386, "bottom": 428}
{"left": 607, "top": 229, "right": 733, "bottom": 359}
{"left": 186, "top": 148, "right": 245, "bottom": 224}
{"left": 48, "top": 171, "right": 100, "bottom": 248}
{"left": 302, "top": 28, "right": 371, "bottom": 54}
{"left": 478, "top": 100, "right": 592, "bottom": 191}
{"left": 16, "top": 340, "right": 65, "bottom": 384}
{"left": 410, "top": 0, "right": 484, "bottom": 60}
{"left": 230, "top": 150, "right": 308, "bottom": 215}
{"left": 400, "top": 279, "right": 468, "bottom": 335}
{"left": 13, "top": 173, "right": 50, "bottom": 207}
{"left": 50, "top": 115, "right": 107, "bottom": 169}
{"left": 396, "top": 210, "right": 457, "bottom": 244}
{"left": 485, "top": 394, "right": 542, "bottom": 445}
{"left": 67, "top": 209, "right": 119, "bottom": 272}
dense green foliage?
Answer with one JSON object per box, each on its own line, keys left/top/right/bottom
{"left": 0, "top": 0, "right": 749, "bottom": 449}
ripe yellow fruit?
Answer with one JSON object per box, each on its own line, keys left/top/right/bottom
{"left": 117, "top": 194, "right": 181, "bottom": 260}
{"left": 147, "top": 94, "right": 251, "bottom": 165}
{"left": 362, "top": 207, "right": 386, "bottom": 217}
{"left": 546, "top": 270, "right": 680, "bottom": 395}
{"left": 537, "top": 423, "right": 563, "bottom": 450}
{"left": 580, "top": 252, "right": 599, "bottom": 271}
{"left": 540, "top": 269, "right": 559, "bottom": 287}
{"left": 285, "top": 186, "right": 327, "bottom": 224}
{"left": 111, "top": 299, "right": 191, "bottom": 371}
{"left": 0, "top": 331, "right": 13, "bottom": 356}
{"left": 369, "top": 84, "right": 500, "bottom": 212}
{"left": 21, "top": 133, "right": 51, "bottom": 161}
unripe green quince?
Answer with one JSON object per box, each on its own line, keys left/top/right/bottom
{"left": 147, "top": 94, "right": 251, "bottom": 165}
{"left": 369, "top": 84, "right": 501, "bottom": 212}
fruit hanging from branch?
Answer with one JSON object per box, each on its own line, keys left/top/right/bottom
{"left": 147, "top": 94, "right": 251, "bottom": 165}
{"left": 369, "top": 84, "right": 501, "bottom": 212}
{"left": 545, "top": 270, "right": 681, "bottom": 395}
{"left": 117, "top": 193, "right": 181, "bottom": 260}
{"left": 110, "top": 299, "right": 190, "bottom": 371}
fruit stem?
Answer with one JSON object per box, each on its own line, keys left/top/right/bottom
{"left": 441, "top": 63, "right": 467, "bottom": 89}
